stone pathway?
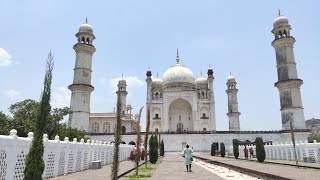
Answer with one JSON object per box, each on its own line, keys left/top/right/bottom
{"left": 151, "top": 154, "right": 224, "bottom": 180}
{"left": 197, "top": 154, "right": 320, "bottom": 180}
{"left": 51, "top": 160, "right": 136, "bottom": 180}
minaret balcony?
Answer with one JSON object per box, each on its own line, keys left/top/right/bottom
{"left": 274, "top": 79, "right": 303, "bottom": 89}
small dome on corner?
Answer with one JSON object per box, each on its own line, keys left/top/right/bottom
{"left": 227, "top": 74, "right": 236, "bottom": 82}
{"left": 273, "top": 15, "right": 289, "bottom": 27}
{"left": 79, "top": 22, "right": 93, "bottom": 33}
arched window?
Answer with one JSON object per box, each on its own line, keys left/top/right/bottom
{"left": 278, "top": 31, "right": 283, "bottom": 38}
{"left": 177, "top": 123, "right": 183, "bottom": 131}
{"left": 92, "top": 122, "right": 100, "bottom": 133}
{"left": 86, "top": 37, "right": 90, "bottom": 44}
{"left": 81, "top": 37, "right": 85, "bottom": 43}
{"left": 283, "top": 30, "right": 287, "bottom": 37}
{"left": 155, "top": 92, "right": 159, "bottom": 99}
{"left": 121, "top": 126, "right": 126, "bottom": 134}
{"left": 103, "top": 122, "right": 111, "bottom": 133}
{"left": 129, "top": 141, "right": 136, "bottom": 145}
{"left": 201, "top": 92, "right": 205, "bottom": 98}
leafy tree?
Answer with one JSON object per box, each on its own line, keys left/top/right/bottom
{"left": 111, "top": 92, "right": 122, "bottom": 180}
{"left": 58, "top": 125, "right": 86, "bottom": 141}
{"left": 24, "top": 51, "right": 54, "bottom": 180}
{"left": 255, "top": 137, "right": 266, "bottom": 163}
{"left": 308, "top": 133, "right": 320, "bottom": 143}
{"left": 47, "top": 107, "right": 70, "bottom": 139}
{"left": 232, "top": 139, "right": 239, "bottom": 159}
{"left": 160, "top": 139, "right": 164, "bottom": 156}
{"left": 9, "top": 99, "right": 38, "bottom": 137}
{"left": 211, "top": 143, "right": 216, "bottom": 156}
{"left": 8, "top": 99, "right": 71, "bottom": 139}
{"left": 0, "top": 111, "right": 11, "bottom": 135}
{"left": 220, "top": 143, "right": 226, "bottom": 157}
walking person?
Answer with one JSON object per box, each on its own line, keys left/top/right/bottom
{"left": 183, "top": 144, "right": 193, "bottom": 172}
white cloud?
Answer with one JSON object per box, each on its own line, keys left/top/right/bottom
{"left": 51, "top": 87, "right": 71, "bottom": 108}
{"left": 0, "top": 48, "right": 13, "bottom": 67}
{"left": 4, "top": 89, "right": 21, "bottom": 98}
{"left": 109, "top": 76, "right": 145, "bottom": 92}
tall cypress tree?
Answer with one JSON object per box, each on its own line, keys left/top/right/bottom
{"left": 111, "top": 92, "right": 122, "bottom": 179}
{"left": 233, "top": 139, "right": 239, "bottom": 160}
{"left": 24, "top": 51, "right": 54, "bottom": 180}
{"left": 160, "top": 139, "right": 164, "bottom": 156}
{"left": 255, "top": 137, "right": 266, "bottom": 163}
{"left": 211, "top": 144, "right": 216, "bottom": 156}
{"left": 220, "top": 143, "right": 226, "bottom": 157}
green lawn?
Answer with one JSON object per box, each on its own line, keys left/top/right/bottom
{"left": 126, "top": 157, "right": 163, "bottom": 180}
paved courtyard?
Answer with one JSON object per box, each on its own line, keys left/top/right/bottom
{"left": 150, "top": 154, "right": 224, "bottom": 180}
{"left": 51, "top": 160, "right": 136, "bottom": 180}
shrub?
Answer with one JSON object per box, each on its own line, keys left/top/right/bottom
{"left": 149, "top": 135, "right": 158, "bottom": 164}
{"left": 220, "top": 143, "right": 226, "bottom": 157}
{"left": 160, "top": 139, "right": 164, "bottom": 156}
{"left": 255, "top": 137, "right": 266, "bottom": 163}
{"left": 211, "top": 143, "right": 216, "bottom": 156}
{"left": 232, "top": 139, "right": 239, "bottom": 159}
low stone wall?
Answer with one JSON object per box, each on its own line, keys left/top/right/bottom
{"left": 0, "top": 129, "right": 133, "bottom": 179}
{"left": 230, "top": 141, "right": 320, "bottom": 163}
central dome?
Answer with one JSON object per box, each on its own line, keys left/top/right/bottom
{"left": 162, "top": 64, "right": 195, "bottom": 86}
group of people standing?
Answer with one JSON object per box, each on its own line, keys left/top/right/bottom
{"left": 244, "top": 146, "right": 254, "bottom": 159}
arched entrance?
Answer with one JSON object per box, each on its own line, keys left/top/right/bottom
{"left": 168, "top": 98, "right": 192, "bottom": 131}
{"left": 177, "top": 123, "right": 183, "bottom": 131}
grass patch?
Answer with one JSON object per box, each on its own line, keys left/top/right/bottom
{"left": 126, "top": 157, "right": 163, "bottom": 180}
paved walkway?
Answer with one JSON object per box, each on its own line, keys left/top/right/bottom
{"left": 51, "top": 160, "right": 136, "bottom": 180}
{"left": 151, "top": 154, "right": 224, "bottom": 180}
{"left": 197, "top": 154, "right": 320, "bottom": 180}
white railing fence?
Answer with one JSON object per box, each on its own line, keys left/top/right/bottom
{"left": 229, "top": 140, "right": 320, "bottom": 163}
{"left": 0, "top": 129, "right": 133, "bottom": 180}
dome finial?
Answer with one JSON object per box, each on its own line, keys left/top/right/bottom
{"left": 278, "top": 9, "right": 281, "bottom": 16}
{"left": 157, "top": 72, "right": 158, "bottom": 77}
{"left": 200, "top": 70, "right": 203, "bottom": 76}
{"left": 176, "top": 48, "right": 180, "bottom": 64}
{"left": 85, "top": 17, "right": 88, "bottom": 23}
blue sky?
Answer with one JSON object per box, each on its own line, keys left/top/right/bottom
{"left": 0, "top": 0, "right": 319, "bottom": 131}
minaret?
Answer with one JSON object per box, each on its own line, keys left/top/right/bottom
{"left": 68, "top": 19, "right": 96, "bottom": 131}
{"left": 117, "top": 79, "right": 128, "bottom": 115}
{"left": 226, "top": 74, "right": 240, "bottom": 131}
{"left": 271, "top": 12, "right": 306, "bottom": 130}
{"left": 146, "top": 67, "right": 152, "bottom": 114}
{"left": 207, "top": 66, "right": 216, "bottom": 130}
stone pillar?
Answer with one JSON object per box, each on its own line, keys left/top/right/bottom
{"left": 271, "top": 14, "right": 306, "bottom": 130}
{"left": 226, "top": 74, "right": 240, "bottom": 131}
{"left": 68, "top": 20, "right": 96, "bottom": 131}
